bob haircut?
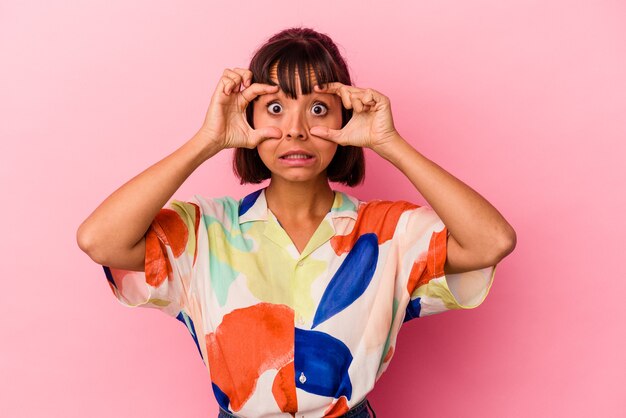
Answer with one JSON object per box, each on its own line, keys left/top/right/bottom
{"left": 233, "top": 27, "right": 366, "bottom": 187}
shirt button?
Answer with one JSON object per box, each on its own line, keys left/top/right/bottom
{"left": 297, "top": 315, "right": 305, "bottom": 326}
{"left": 299, "top": 372, "right": 307, "bottom": 383}
{"left": 297, "top": 261, "right": 304, "bottom": 267}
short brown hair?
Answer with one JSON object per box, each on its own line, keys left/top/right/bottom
{"left": 233, "top": 27, "right": 365, "bottom": 187}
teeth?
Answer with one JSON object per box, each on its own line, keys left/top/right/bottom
{"left": 283, "top": 154, "right": 311, "bottom": 159}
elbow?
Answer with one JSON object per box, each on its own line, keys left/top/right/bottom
{"left": 492, "top": 227, "right": 517, "bottom": 265}
{"left": 76, "top": 224, "right": 107, "bottom": 265}
{"left": 76, "top": 222, "right": 93, "bottom": 254}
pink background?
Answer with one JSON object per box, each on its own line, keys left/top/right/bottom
{"left": 1, "top": 0, "right": 624, "bottom": 417}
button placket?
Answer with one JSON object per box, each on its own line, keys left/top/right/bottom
{"left": 294, "top": 259, "right": 306, "bottom": 327}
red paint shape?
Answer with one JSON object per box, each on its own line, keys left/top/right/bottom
{"left": 332, "top": 200, "right": 419, "bottom": 255}
{"left": 144, "top": 208, "right": 190, "bottom": 287}
{"left": 406, "top": 226, "right": 448, "bottom": 294}
{"left": 145, "top": 227, "right": 169, "bottom": 287}
{"left": 383, "top": 345, "right": 394, "bottom": 363}
{"left": 272, "top": 361, "right": 298, "bottom": 415}
{"left": 153, "top": 208, "right": 189, "bottom": 257}
{"left": 206, "top": 303, "right": 294, "bottom": 412}
{"left": 324, "top": 396, "right": 350, "bottom": 417}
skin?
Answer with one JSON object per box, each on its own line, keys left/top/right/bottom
{"left": 77, "top": 64, "right": 516, "bottom": 275}
{"left": 253, "top": 63, "right": 343, "bottom": 227}
{"left": 309, "top": 82, "right": 517, "bottom": 273}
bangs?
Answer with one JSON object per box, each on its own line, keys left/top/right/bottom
{"left": 257, "top": 41, "right": 341, "bottom": 99}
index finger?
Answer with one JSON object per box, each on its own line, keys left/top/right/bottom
{"left": 314, "top": 82, "right": 347, "bottom": 95}
{"left": 240, "top": 83, "right": 279, "bottom": 105}
{"left": 314, "top": 83, "right": 354, "bottom": 109}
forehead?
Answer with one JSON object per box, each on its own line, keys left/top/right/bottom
{"left": 266, "top": 61, "right": 323, "bottom": 98}
{"left": 269, "top": 61, "right": 318, "bottom": 84}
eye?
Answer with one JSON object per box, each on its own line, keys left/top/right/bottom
{"left": 267, "top": 101, "right": 283, "bottom": 115}
{"left": 311, "top": 102, "right": 328, "bottom": 116}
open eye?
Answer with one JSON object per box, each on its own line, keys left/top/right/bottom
{"left": 267, "top": 101, "right": 283, "bottom": 115}
{"left": 311, "top": 102, "right": 328, "bottom": 116}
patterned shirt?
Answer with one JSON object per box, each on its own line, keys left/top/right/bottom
{"left": 103, "top": 186, "right": 496, "bottom": 417}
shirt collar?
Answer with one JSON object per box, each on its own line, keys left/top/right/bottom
{"left": 238, "top": 186, "right": 359, "bottom": 224}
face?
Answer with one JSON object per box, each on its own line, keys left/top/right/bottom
{"left": 253, "top": 64, "right": 343, "bottom": 184}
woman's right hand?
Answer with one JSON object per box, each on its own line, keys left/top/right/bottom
{"left": 198, "top": 68, "right": 282, "bottom": 149}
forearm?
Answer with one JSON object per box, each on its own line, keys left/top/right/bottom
{"left": 77, "top": 131, "right": 222, "bottom": 263}
{"left": 373, "top": 134, "right": 516, "bottom": 260}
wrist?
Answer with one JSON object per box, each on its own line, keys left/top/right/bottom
{"left": 189, "top": 131, "right": 224, "bottom": 163}
{"left": 371, "top": 132, "right": 408, "bottom": 161}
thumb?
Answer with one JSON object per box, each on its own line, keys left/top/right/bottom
{"left": 310, "top": 126, "right": 343, "bottom": 144}
{"left": 253, "top": 126, "right": 283, "bottom": 142}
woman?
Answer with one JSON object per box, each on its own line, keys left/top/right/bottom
{"left": 77, "top": 27, "right": 516, "bottom": 418}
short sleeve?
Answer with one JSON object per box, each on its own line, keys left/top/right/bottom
{"left": 102, "top": 198, "right": 202, "bottom": 318}
{"left": 397, "top": 204, "right": 496, "bottom": 323}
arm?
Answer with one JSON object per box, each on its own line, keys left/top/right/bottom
{"left": 76, "top": 134, "right": 221, "bottom": 271}
{"left": 77, "top": 68, "right": 282, "bottom": 271}
{"left": 372, "top": 134, "right": 517, "bottom": 274}
{"left": 309, "top": 83, "right": 516, "bottom": 275}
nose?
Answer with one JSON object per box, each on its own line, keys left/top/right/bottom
{"left": 285, "top": 112, "right": 307, "bottom": 140}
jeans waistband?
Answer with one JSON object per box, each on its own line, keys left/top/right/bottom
{"left": 217, "top": 397, "right": 372, "bottom": 418}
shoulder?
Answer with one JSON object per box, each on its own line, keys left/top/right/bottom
{"left": 355, "top": 197, "right": 422, "bottom": 219}
{"left": 353, "top": 197, "right": 444, "bottom": 235}
{"left": 169, "top": 194, "right": 241, "bottom": 225}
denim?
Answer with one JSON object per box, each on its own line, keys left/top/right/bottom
{"left": 217, "top": 397, "right": 376, "bottom": 418}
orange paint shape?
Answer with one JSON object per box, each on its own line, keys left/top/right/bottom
{"left": 153, "top": 208, "right": 189, "bottom": 257}
{"left": 331, "top": 200, "right": 419, "bottom": 255}
{"left": 206, "top": 303, "right": 295, "bottom": 412}
{"left": 272, "top": 361, "right": 298, "bottom": 415}
{"left": 192, "top": 203, "right": 200, "bottom": 266}
{"left": 406, "top": 226, "right": 448, "bottom": 294}
{"left": 144, "top": 208, "right": 189, "bottom": 287}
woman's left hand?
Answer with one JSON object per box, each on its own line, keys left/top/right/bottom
{"left": 309, "top": 83, "right": 399, "bottom": 150}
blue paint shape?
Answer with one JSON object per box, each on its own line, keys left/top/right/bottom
{"left": 295, "top": 328, "right": 353, "bottom": 399}
{"left": 212, "top": 382, "right": 231, "bottom": 412}
{"left": 102, "top": 265, "right": 118, "bottom": 289}
{"left": 176, "top": 310, "right": 204, "bottom": 362}
{"left": 312, "top": 233, "right": 379, "bottom": 328}
{"left": 238, "top": 188, "right": 263, "bottom": 217}
{"left": 403, "top": 297, "right": 422, "bottom": 323}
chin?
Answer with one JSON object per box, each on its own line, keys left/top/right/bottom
{"left": 271, "top": 170, "right": 328, "bottom": 183}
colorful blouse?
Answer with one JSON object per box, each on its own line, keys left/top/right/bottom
{"left": 102, "top": 187, "right": 496, "bottom": 417}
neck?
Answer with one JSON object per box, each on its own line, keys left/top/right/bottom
{"left": 265, "top": 176, "right": 335, "bottom": 222}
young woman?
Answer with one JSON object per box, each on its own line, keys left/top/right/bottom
{"left": 77, "top": 27, "right": 516, "bottom": 418}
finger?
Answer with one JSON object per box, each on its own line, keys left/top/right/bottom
{"left": 350, "top": 90, "right": 379, "bottom": 111}
{"left": 362, "top": 90, "right": 376, "bottom": 105}
{"left": 221, "top": 77, "right": 236, "bottom": 95}
{"left": 351, "top": 94, "right": 365, "bottom": 113}
{"left": 316, "top": 83, "right": 354, "bottom": 109}
{"left": 232, "top": 67, "right": 253, "bottom": 87}
{"left": 251, "top": 126, "right": 283, "bottom": 144}
{"left": 314, "top": 82, "right": 346, "bottom": 95}
{"left": 240, "top": 83, "right": 279, "bottom": 105}
{"left": 223, "top": 69, "right": 244, "bottom": 95}
{"left": 310, "top": 126, "right": 345, "bottom": 145}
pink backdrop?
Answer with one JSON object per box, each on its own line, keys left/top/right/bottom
{"left": 1, "top": 0, "right": 624, "bottom": 416}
